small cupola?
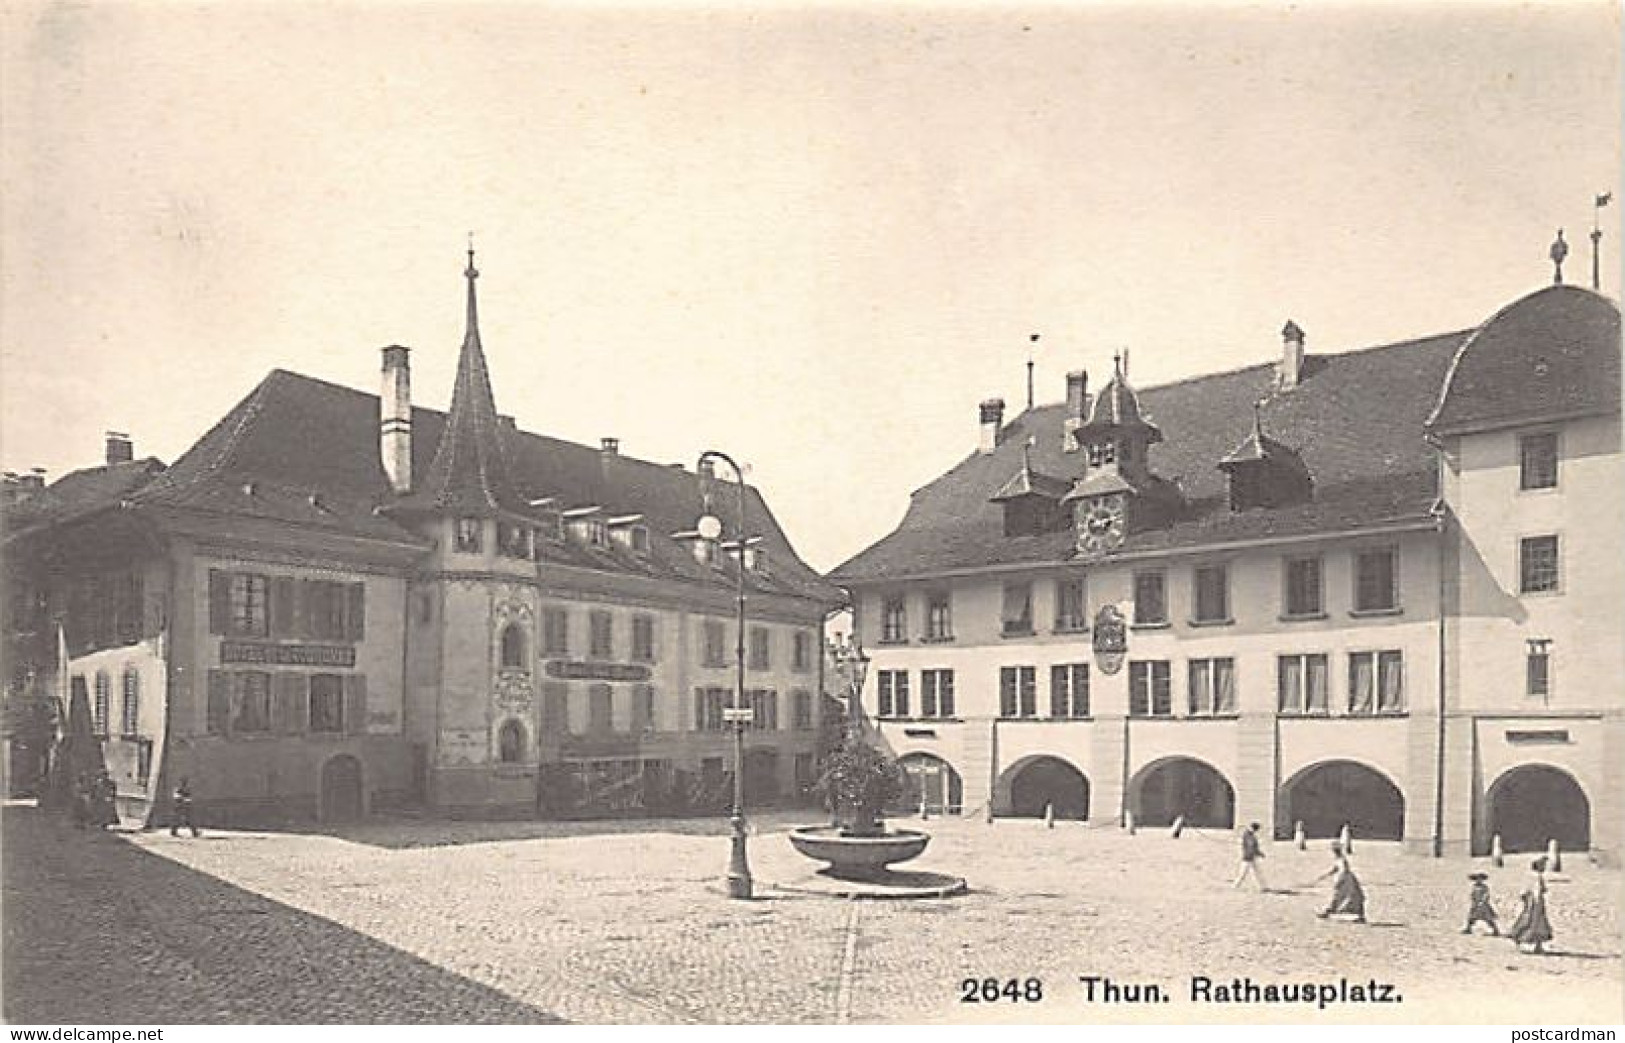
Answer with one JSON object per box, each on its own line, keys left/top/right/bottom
{"left": 1218, "top": 401, "right": 1312, "bottom": 510}
{"left": 990, "top": 438, "right": 1071, "bottom": 536}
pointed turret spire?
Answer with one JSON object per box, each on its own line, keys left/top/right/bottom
{"left": 395, "top": 245, "right": 518, "bottom": 513}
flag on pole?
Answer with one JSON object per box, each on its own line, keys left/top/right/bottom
{"left": 1598, "top": 192, "right": 1613, "bottom": 208}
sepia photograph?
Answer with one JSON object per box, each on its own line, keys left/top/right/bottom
{"left": 0, "top": 0, "right": 1621, "bottom": 1029}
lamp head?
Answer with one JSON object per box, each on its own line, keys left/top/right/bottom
{"left": 697, "top": 514, "right": 724, "bottom": 541}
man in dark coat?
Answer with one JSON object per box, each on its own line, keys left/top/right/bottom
{"left": 171, "top": 778, "right": 200, "bottom": 838}
{"left": 1232, "top": 821, "right": 1267, "bottom": 891}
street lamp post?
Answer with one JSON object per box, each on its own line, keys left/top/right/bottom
{"left": 697, "top": 450, "right": 753, "bottom": 899}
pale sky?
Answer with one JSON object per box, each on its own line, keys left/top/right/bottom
{"left": 2, "top": 1, "right": 1619, "bottom": 572}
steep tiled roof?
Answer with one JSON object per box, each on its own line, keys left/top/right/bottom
{"left": 128, "top": 368, "right": 838, "bottom": 604}
{"left": 1427, "top": 285, "right": 1621, "bottom": 434}
{"left": 2, "top": 458, "right": 167, "bottom": 540}
{"left": 831, "top": 324, "right": 1473, "bottom": 585}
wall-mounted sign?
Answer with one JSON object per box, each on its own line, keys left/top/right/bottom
{"left": 1506, "top": 729, "right": 1571, "bottom": 745}
{"left": 221, "top": 642, "right": 356, "bottom": 668}
{"left": 544, "top": 660, "right": 651, "bottom": 682}
{"left": 1092, "top": 605, "right": 1128, "bottom": 676}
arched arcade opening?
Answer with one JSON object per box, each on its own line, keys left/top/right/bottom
{"left": 1487, "top": 764, "right": 1590, "bottom": 854}
{"left": 887, "top": 752, "right": 964, "bottom": 816}
{"left": 1130, "top": 756, "right": 1234, "bottom": 828}
{"left": 1001, "top": 755, "right": 1091, "bottom": 820}
{"left": 1279, "top": 760, "right": 1405, "bottom": 841}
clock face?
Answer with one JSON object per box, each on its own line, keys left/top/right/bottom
{"left": 1077, "top": 497, "right": 1126, "bottom": 555}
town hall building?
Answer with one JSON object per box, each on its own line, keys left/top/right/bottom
{"left": 830, "top": 273, "right": 1621, "bottom": 861}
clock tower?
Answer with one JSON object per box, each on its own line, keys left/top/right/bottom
{"left": 1062, "top": 353, "right": 1179, "bottom": 556}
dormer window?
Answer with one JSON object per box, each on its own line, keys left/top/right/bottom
{"left": 498, "top": 521, "right": 534, "bottom": 560}
{"left": 455, "top": 517, "right": 483, "bottom": 553}
{"left": 1218, "top": 405, "right": 1312, "bottom": 512}
{"left": 564, "top": 507, "right": 608, "bottom": 547}
{"left": 608, "top": 515, "right": 650, "bottom": 556}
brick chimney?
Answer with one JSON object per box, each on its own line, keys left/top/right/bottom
{"left": 104, "top": 431, "right": 133, "bottom": 465}
{"left": 380, "top": 345, "right": 412, "bottom": 494}
{"left": 1278, "top": 321, "right": 1305, "bottom": 390}
{"left": 1063, "top": 370, "right": 1089, "bottom": 452}
{"left": 978, "top": 398, "right": 1005, "bottom": 454}
{"left": 600, "top": 437, "right": 620, "bottom": 456}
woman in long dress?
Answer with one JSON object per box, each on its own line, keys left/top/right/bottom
{"left": 1508, "top": 858, "right": 1554, "bottom": 954}
{"left": 1314, "top": 841, "right": 1366, "bottom": 923}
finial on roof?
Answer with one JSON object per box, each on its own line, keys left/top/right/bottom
{"left": 1022, "top": 434, "right": 1035, "bottom": 472}
{"left": 1026, "top": 334, "right": 1039, "bottom": 410}
{"left": 1550, "top": 228, "right": 1568, "bottom": 285}
{"left": 1113, "top": 350, "right": 1122, "bottom": 379}
{"left": 1252, "top": 398, "right": 1265, "bottom": 440}
{"left": 465, "top": 233, "right": 479, "bottom": 281}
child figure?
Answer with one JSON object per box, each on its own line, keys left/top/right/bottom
{"left": 1462, "top": 872, "right": 1499, "bottom": 935}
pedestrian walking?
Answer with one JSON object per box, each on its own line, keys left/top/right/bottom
{"left": 1508, "top": 858, "right": 1554, "bottom": 955}
{"left": 1232, "top": 821, "right": 1268, "bottom": 891}
{"left": 1313, "top": 841, "right": 1366, "bottom": 923}
{"left": 1462, "top": 872, "right": 1499, "bottom": 935}
{"left": 171, "top": 777, "right": 200, "bottom": 838}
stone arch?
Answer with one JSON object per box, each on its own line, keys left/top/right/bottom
{"left": 1129, "top": 756, "right": 1234, "bottom": 828}
{"left": 999, "top": 754, "right": 1091, "bottom": 820}
{"left": 888, "top": 752, "right": 964, "bottom": 816}
{"left": 1279, "top": 759, "right": 1405, "bottom": 841}
{"left": 1486, "top": 763, "right": 1590, "bottom": 854}
{"left": 499, "top": 623, "right": 529, "bottom": 670}
{"left": 319, "top": 754, "right": 365, "bottom": 823}
{"left": 497, "top": 719, "right": 526, "bottom": 763}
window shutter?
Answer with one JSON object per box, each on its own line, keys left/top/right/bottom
{"left": 345, "top": 674, "right": 368, "bottom": 735}
{"left": 208, "top": 571, "right": 230, "bottom": 635}
{"left": 347, "top": 582, "right": 366, "bottom": 641}
{"left": 270, "top": 578, "right": 296, "bottom": 637}
{"left": 207, "top": 669, "right": 231, "bottom": 736}
{"left": 274, "top": 673, "right": 305, "bottom": 734}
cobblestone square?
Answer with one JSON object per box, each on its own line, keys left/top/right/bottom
{"left": 5, "top": 805, "right": 1620, "bottom": 1024}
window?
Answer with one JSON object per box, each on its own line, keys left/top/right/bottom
{"left": 1187, "top": 658, "right": 1236, "bottom": 716}
{"left": 748, "top": 626, "right": 770, "bottom": 670}
{"left": 1519, "top": 535, "right": 1560, "bottom": 594}
{"left": 455, "top": 517, "right": 483, "bottom": 553}
{"left": 1049, "top": 663, "right": 1090, "bottom": 718}
{"left": 136, "top": 739, "right": 153, "bottom": 784}
{"left": 630, "top": 615, "right": 656, "bottom": 663}
{"left": 1353, "top": 548, "right": 1398, "bottom": 613}
{"left": 1001, "top": 583, "right": 1034, "bottom": 636}
{"left": 748, "top": 689, "right": 778, "bottom": 731}
{"left": 921, "top": 669, "right": 956, "bottom": 719}
{"left": 925, "top": 592, "right": 953, "bottom": 640}
{"left": 93, "top": 672, "right": 110, "bottom": 736}
{"left": 702, "top": 620, "right": 728, "bottom": 667}
{"left": 1128, "top": 660, "right": 1172, "bottom": 718}
{"left": 1349, "top": 651, "right": 1404, "bottom": 715}
{"left": 1284, "top": 556, "right": 1323, "bottom": 618}
{"left": 877, "top": 670, "right": 910, "bottom": 718}
{"left": 1087, "top": 440, "right": 1116, "bottom": 467}
{"left": 793, "top": 689, "right": 813, "bottom": 730}
{"left": 634, "top": 684, "right": 656, "bottom": 733}
{"left": 1277, "top": 654, "right": 1329, "bottom": 714}
{"left": 999, "top": 666, "right": 1037, "bottom": 718}
{"left": 1527, "top": 641, "right": 1552, "bottom": 699}
{"left": 120, "top": 669, "right": 140, "bottom": 737}
{"left": 500, "top": 624, "right": 529, "bottom": 669}
{"left": 233, "top": 671, "right": 272, "bottom": 733}
{"left": 1193, "top": 566, "right": 1230, "bottom": 624}
{"left": 498, "top": 719, "right": 526, "bottom": 762}
{"left": 1055, "top": 576, "right": 1087, "bottom": 632}
{"left": 589, "top": 610, "right": 614, "bottom": 659}
{"left": 792, "top": 631, "right": 813, "bottom": 672}
{"left": 229, "top": 573, "right": 270, "bottom": 637}
{"left": 542, "top": 608, "right": 569, "bottom": 657}
{"left": 694, "top": 687, "right": 728, "bottom": 732}
{"left": 1133, "top": 570, "right": 1167, "bottom": 625}
{"left": 881, "top": 596, "right": 906, "bottom": 643}
{"left": 589, "top": 684, "right": 614, "bottom": 733}
{"left": 1520, "top": 432, "right": 1558, "bottom": 490}
{"left": 630, "top": 525, "right": 650, "bottom": 555}
{"left": 499, "top": 522, "right": 534, "bottom": 560}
